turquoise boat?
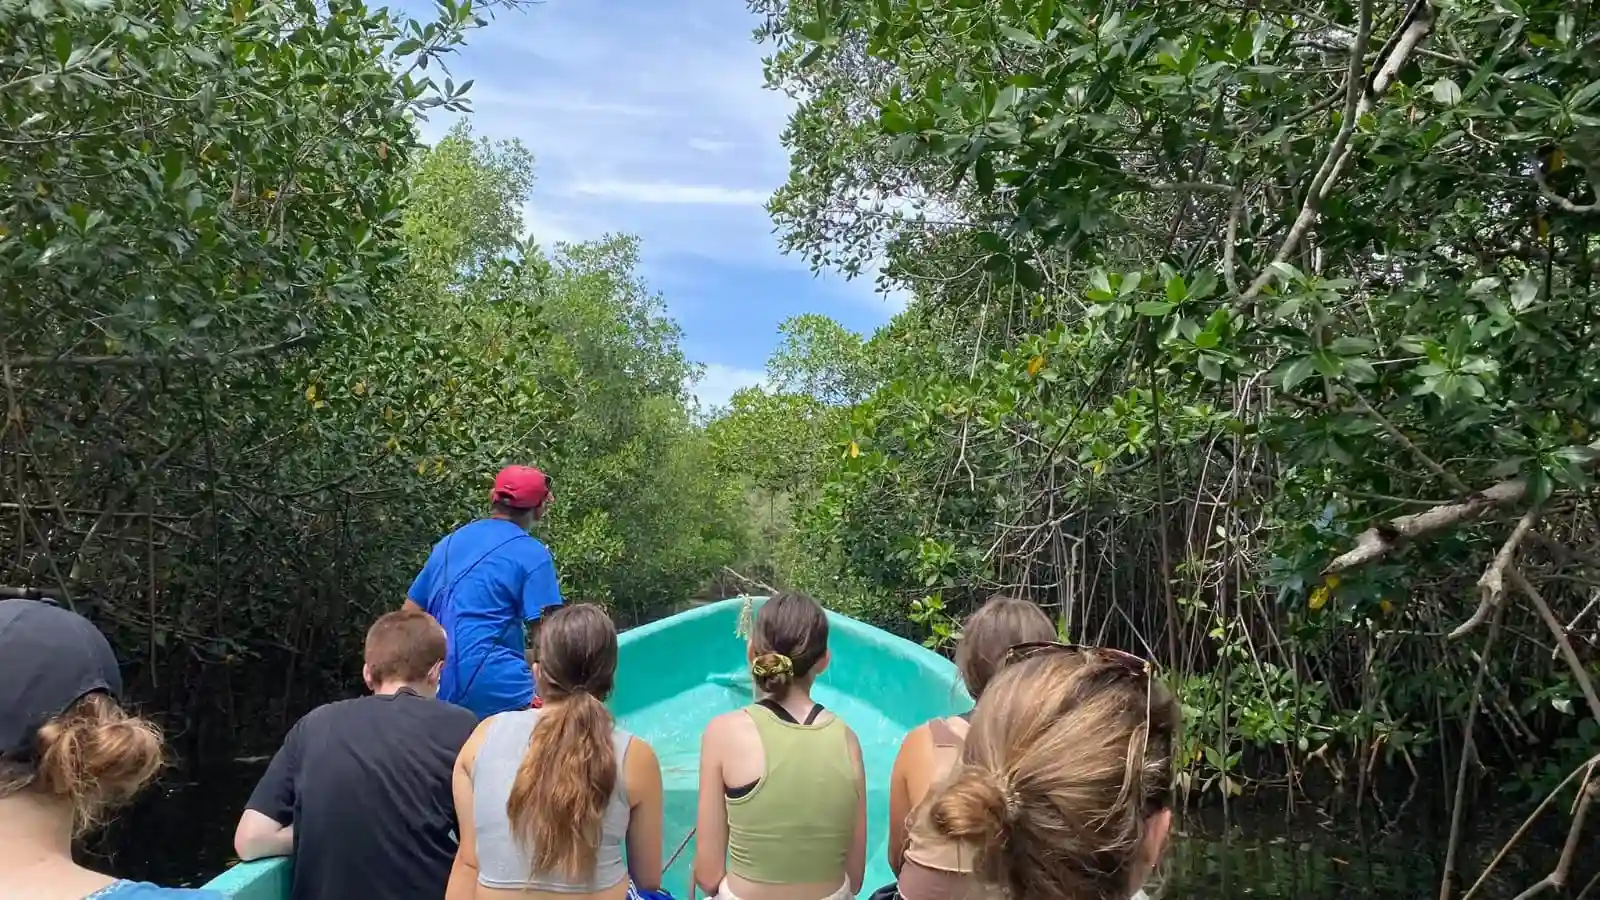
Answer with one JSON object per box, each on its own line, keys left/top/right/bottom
{"left": 202, "top": 597, "right": 972, "bottom": 899}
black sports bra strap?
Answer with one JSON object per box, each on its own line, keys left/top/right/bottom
{"left": 757, "top": 698, "right": 825, "bottom": 725}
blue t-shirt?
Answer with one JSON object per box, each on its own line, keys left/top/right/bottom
{"left": 407, "top": 518, "right": 562, "bottom": 718}
{"left": 87, "top": 882, "right": 223, "bottom": 899}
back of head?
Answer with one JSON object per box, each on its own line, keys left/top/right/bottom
{"left": 365, "top": 608, "right": 447, "bottom": 685}
{"left": 749, "top": 591, "right": 828, "bottom": 696}
{"left": 955, "top": 595, "right": 1057, "bottom": 700}
{"left": 507, "top": 604, "right": 619, "bottom": 879}
{"left": 927, "top": 651, "right": 1180, "bottom": 900}
{"left": 0, "top": 692, "right": 164, "bottom": 835}
{"left": 0, "top": 598, "right": 164, "bottom": 835}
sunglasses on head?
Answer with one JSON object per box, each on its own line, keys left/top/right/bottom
{"left": 1003, "top": 641, "right": 1153, "bottom": 676}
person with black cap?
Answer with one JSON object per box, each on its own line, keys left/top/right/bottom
{"left": 404, "top": 464, "right": 564, "bottom": 719}
{"left": 0, "top": 598, "right": 223, "bottom": 899}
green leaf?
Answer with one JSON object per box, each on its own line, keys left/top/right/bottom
{"left": 1570, "top": 79, "right": 1600, "bottom": 111}
{"left": 1310, "top": 350, "right": 1344, "bottom": 377}
{"left": 998, "top": 24, "right": 1041, "bottom": 47}
{"left": 975, "top": 155, "right": 995, "bottom": 195}
{"left": 1165, "top": 274, "right": 1187, "bottom": 303}
{"left": 1430, "top": 78, "right": 1462, "bottom": 106}
{"left": 1015, "top": 259, "right": 1043, "bottom": 291}
{"left": 1135, "top": 300, "right": 1174, "bottom": 317}
{"left": 1528, "top": 469, "right": 1554, "bottom": 506}
{"left": 1277, "top": 356, "right": 1315, "bottom": 391}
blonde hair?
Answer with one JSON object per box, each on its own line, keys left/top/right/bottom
{"left": 0, "top": 692, "right": 165, "bottom": 835}
{"left": 924, "top": 651, "right": 1179, "bottom": 900}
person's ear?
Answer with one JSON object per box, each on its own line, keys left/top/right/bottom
{"left": 362, "top": 663, "right": 376, "bottom": 692}
{"left": 427, "top": 660, "right": 443, "bottom": 687}
{"left": 815, "top": 648, "right": 832, "bottom": 677}
{"left": 532, "top": 662, "right": 544, "bottom": 692}
{"left": 1135, "top": 807, "right": 1173, "bottom": 888}
{"left": 746, "top": 642, "right": 757, "bottom": 664}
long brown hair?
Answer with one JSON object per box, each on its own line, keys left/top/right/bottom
{"left": 954, "top": 595, "right": 1056, "bottom": 700}
{"left": 926, "top": 651, "right": 1180, "bottom": 900}
{"left": 505, "top": 604, "right": 619, "bottom": 879}
{"left": 749, "top": 591, "right": 829, "bottom": 696}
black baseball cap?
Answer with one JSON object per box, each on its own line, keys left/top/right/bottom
{"left": 0, "top": 599, "right": 123, "bottom": 759}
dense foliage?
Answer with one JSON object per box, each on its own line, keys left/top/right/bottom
{"left": 1, "top": 0, "right": 745, "bottom": 756}
{"left": 718, "top": 0, "right": 1598, "bottom": 891}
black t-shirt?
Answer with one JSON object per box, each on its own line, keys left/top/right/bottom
{"left": 246, "top": 689, "right": 478, "bottom": 900}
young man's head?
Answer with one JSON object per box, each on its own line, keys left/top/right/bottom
{"left": 363, "top": 609, "right": 447, "bottom": 696}
{"left": 489, "top": 464, "right": 552, "bottom": 529}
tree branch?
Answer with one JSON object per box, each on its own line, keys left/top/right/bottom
{"left": 7, "top": 332, "right": 315, "bottom": 369}
{"left": 1509, "top": 568, "right": 1600, "bottom": 724}
{"left": 1238, "top": 0, "right": 1437, "bottom": 307}
{"left": 1325, "top": 439, "right": 1600, "bottom": 574}
{"left": 1534, "top": 158, "right": 1599, "bottom": 215}
{"left": 1451, "top": 505, "right": 1541, "bottom": 639}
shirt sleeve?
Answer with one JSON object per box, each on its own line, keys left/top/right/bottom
{"left": 245, "top": 717, "right": 304, "bottom": 826}
{"left": 519, "top": 552, "right": 563, "bottom": 622}
{"left": 407, "top": 542, "right": 443, "bottom": 611}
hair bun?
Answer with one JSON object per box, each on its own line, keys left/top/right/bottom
{"left": 28, "top": 693, "right": 164, "bottom": 834}
{"left": 750, "top": 652, "right": 795, "bottom": 694}
{"left": 928, "top": 767, "right": 1016, "bottom": 849}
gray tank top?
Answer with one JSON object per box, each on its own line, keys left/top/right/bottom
{"left": 472, "top": 708, "right": 634, "bottom": 892}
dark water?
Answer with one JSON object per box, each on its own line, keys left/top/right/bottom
{"left": 86, "top": 764, "right": 1571, "bottom": 898}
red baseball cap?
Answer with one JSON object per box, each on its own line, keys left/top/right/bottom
{"left": 491, "top": 465, "right": 551, "bottom": 510}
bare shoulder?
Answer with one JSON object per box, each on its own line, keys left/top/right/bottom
{"left": 626, "top": 734, "right": 660, "bottom": 767}
{"left": 456, "top": 716, "right": 498, "bottom": 773}
{"left": 703, "top": 709, "right": 751, "bottom": 741}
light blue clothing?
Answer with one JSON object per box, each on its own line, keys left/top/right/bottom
{"left": 408, "top": 518, "right": 563, "bottom": 718}
{"left": 86, "top": 882, "right": 223, "bottom": 899}
{"left": 471, "top": 708, "right": 634, "bottom": 892}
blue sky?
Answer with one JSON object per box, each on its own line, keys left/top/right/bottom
{"left": 403, "top": 0, "right": 905, "bottom": 408}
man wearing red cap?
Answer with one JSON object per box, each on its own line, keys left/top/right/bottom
{"left": 403, "top": 465, "right": 562, "bottom": 718}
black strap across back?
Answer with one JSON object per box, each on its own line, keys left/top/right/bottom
{"left": 724, "top": 698, "right": 828, "bottom": 798}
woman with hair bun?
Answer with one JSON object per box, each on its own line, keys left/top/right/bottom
{"left": 918, "top": 644, "right": 1181, "bottom": 900}
{"left": 693, "top": 592, "right": 866, "bottom": 900}
{"left": 886, "top": 595, "right": 1057, "bottom": 898}
{"left": 0, "top": 599, "right": 223, "bottom": 899}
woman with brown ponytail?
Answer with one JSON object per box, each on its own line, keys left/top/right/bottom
{"left": 0, "top": 599, "right": 223, "bottom": 899}
{"left": 915, "top": 644, "right": 1180, "bottom": 900}
{"left": 886, "top": 595, "right": 1056, "bottom": 899}
{"left": 447, "top": 604, "right": 664, "bottom": 900}
{"left": 693, "top": 592, "right": 866, "bottom": 900}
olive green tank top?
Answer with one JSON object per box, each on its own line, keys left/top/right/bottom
{"left": 724, "top": 703, "right": 858, "bottom": 885}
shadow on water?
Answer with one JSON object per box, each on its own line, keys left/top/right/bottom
{"left": 87, "top": 762, "right": 1568, "bottom": 897}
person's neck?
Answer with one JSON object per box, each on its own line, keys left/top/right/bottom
{"left": 372, "top": 680, "right": 431, "bottom": 697}
{"left": 765, "top": 685, "right": 817, "bottom": 716}
{"left": 488, "top": 511, "right": 530, "bottom": 528}
{"left": 0, "top": 792, "right": 76, "bottom": 877}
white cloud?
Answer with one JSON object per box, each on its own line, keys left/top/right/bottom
{"left": 690, "top": 363, "right": 766, "bottom": 410}
{"left": 567, "top": 180, "right": 770, "bottom": 207}
{"left": 688, "top": 137, "right": 736, "bottom": 155}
